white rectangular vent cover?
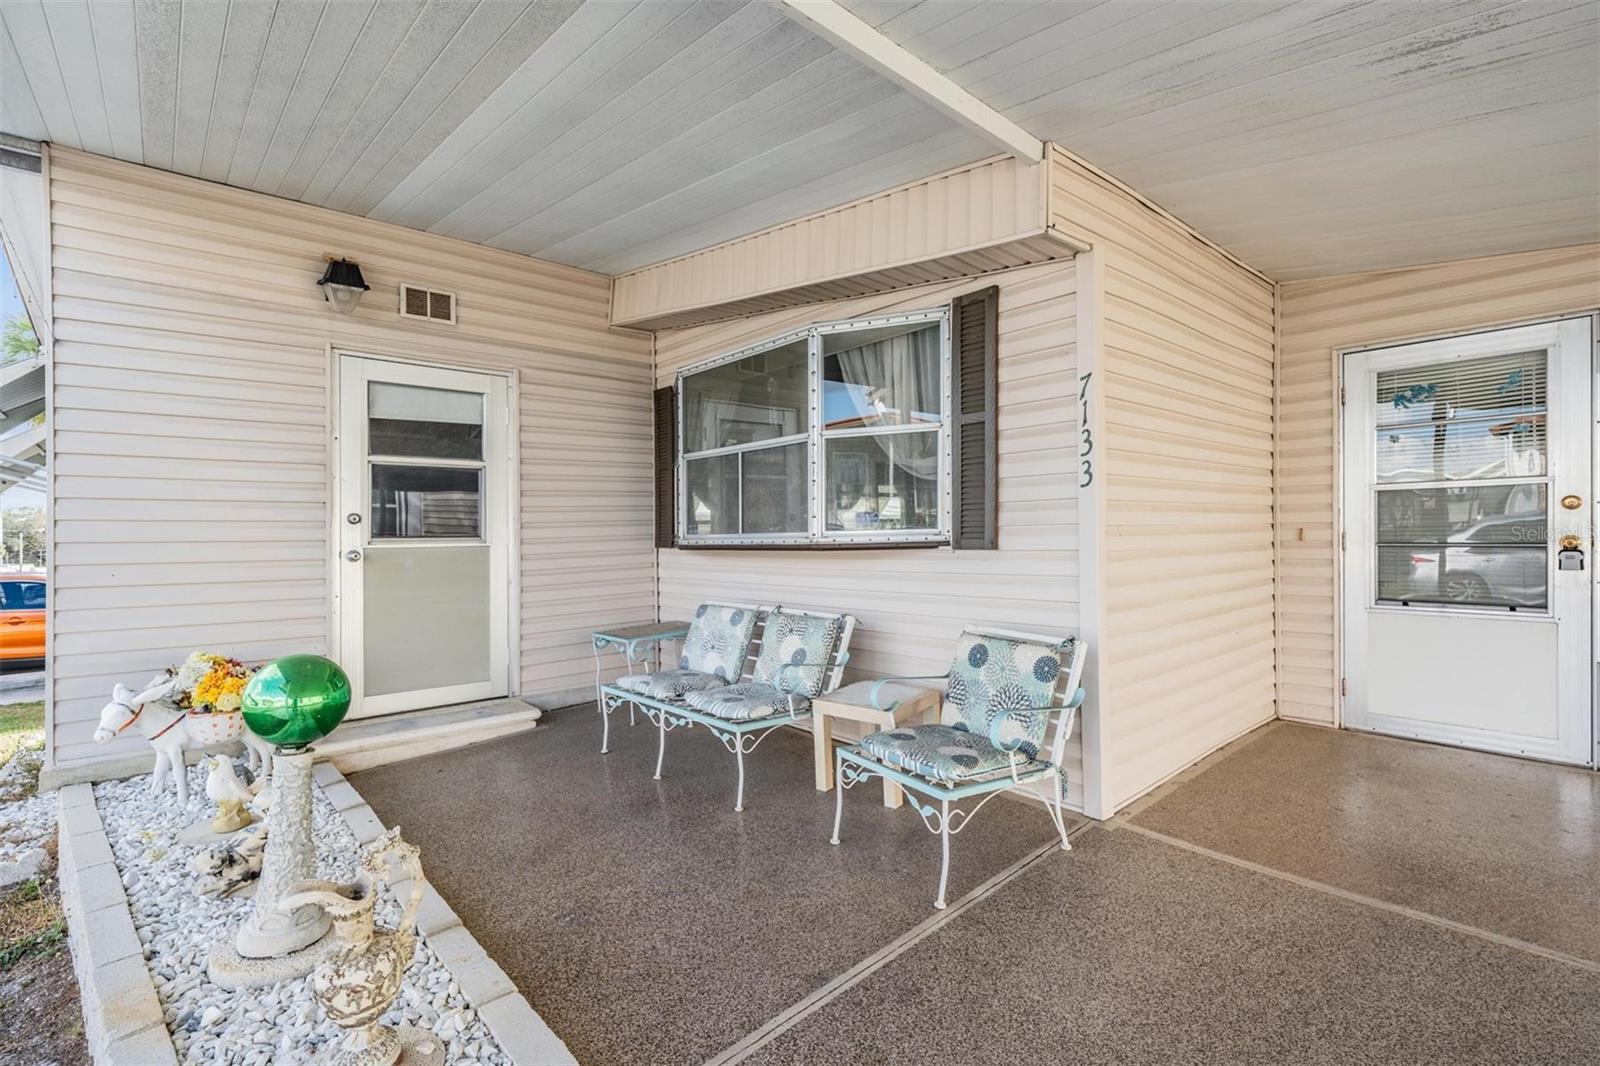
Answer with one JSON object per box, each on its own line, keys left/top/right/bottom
{"left": 399, "top": 283, "right": 457, "bottom": 325}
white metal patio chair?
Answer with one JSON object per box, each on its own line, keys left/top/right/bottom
{"left": 595, "top": 602, "right": 760, "bottom": 752}
{"left": 830, "top": 627, "right": 1086, "bottom": 909}
{"left": 603, "top": 606, "right": 856, "bottom": 811}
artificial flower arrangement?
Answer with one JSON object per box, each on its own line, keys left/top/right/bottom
{"left": 169, "top": 652, "right": 256, "bottom": 713}
{"left": 166, "top": 652, "right": 259, "bottom": 745}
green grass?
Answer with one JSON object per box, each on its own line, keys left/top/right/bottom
{"left": 0, "top": 702, "right": 43, "bottom": 767}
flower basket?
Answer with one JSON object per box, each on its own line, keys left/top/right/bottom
{"left": 186, "top": 709, "right": 246, "bottom": 747}
{"left": 165, "top": 653, "right": 259, "bottom": 745}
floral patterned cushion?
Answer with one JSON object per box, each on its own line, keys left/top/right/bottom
{"left": 946, "top": 633, "right": 1069, "bottom": 760}
{"left": 751, "top": 609, "right": 844, "bottom": 698}
{"left": 677, "top": 604, "right": 759, "bottom": 682}
{"left": 857, "top": 724, "right": 1024, "bottom": 783}
{"left": 683, "top": 682, "right": 810, "bottom": 722}
{"left": 612, "top": 670, "right": 725, "bottom": 700}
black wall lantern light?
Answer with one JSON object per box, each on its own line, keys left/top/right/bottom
{"left": 317, "top": 257, "right": 369, "bottom": 314}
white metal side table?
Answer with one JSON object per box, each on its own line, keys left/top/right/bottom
{"left": 592, "top": 620, "right": 691, "bottom": 747}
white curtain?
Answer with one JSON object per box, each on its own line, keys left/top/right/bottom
{"left": 834, "top": 330, "right": 940, "bottom": 480}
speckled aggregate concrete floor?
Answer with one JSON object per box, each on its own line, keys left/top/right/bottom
{"left": 743, "top": 827, "right": 1600, "bottom": 1066}
{"left": 353, "top": 711, "right": 1600, "bottom": 1066}
{"left": 353, "top": 706, "right": 1073, "bottom": 1066}
{"left": 1131, "top": 722, "right": 1600, "bottom": 963}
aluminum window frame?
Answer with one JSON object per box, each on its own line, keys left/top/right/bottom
{"left": 677, "top": 307, "right": 952, "bottom": 547}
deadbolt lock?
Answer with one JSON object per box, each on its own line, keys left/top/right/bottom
{"left": 1561, "top": 495, "right": 1583, "bottom": 510}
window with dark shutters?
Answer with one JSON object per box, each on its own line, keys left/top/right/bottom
{"left": 950, "top": 286, "right": 998, "bottom": 549}
{"left": 653, "top": 385, "right": 676, "bottom": 548}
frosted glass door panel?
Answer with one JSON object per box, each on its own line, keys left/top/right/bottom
{"left": 361, "top": 546, "right": 490, "bottom": 698}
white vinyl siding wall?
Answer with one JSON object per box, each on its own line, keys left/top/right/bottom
{"left": 1048, "top": 147, "right": 1279, "bottom": 811}
{"left": 1276, "top": 244, "right": 1600, "bottom": 726}
{"left": 655, "top": 262, "right": 1085, "bottom": 808}
{"left": 45, "top": 148, "right": 653, "bottom": 774}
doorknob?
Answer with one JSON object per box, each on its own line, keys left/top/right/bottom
{"left": 344, "top": 550, "right": 362, "bottom": 562}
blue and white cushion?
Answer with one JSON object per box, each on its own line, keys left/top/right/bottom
{"left": 613, "top": 669, "right": 725, "bottom": 700}
{"left": 751, "top": 609, "right": 844, "bottom": 699}
{"left": 945, "top": 633, "right": 1070, "bottom": 759}
{"left": 678, "top": 604, "right": 759, "bottom": 683}
{"left": 684, "top": 682, "right": 810, "bottom": 722}
{"left": 857, "top": 724, "right": 1024, "bottom": 783}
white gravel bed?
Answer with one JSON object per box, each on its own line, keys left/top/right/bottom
{"left": 0, "top": 749, "right": 55, "bottom": 865}
{"left": 95, "top": 762, "right": 513, "bottom": 1066}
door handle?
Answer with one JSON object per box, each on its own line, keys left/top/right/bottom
{"left": 4, "top": 617, "right": 22, "bottom": 625}
{"left": 344, "top": 550, "right": 362, "bottom": 562}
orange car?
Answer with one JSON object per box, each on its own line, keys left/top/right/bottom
{"left": 0, "top": 573, "right": 45, "bottom": 669}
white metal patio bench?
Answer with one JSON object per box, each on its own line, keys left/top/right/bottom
{"left": 599, "top": 603, "right": 856, "bottom": 812}
{"left": 830, "top": 627, "right": 1086, "bottom": 909}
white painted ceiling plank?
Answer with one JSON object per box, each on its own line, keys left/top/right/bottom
{"left": 0, "top": 0, "right": 82, "bottom": 145}
{"left": 1145, "top": 100, "right": 1599, "bottom": 214}
{"left": 1250, "top": 202, "right": 1600, "bottom": 280}
{"left": 367, "top": 0, "right": 643, "bottom": 227}
{"left": 1088, "top": 39, "right": 1597, "bottom": 188}
{"left": 584, "top": 127, "right": 985, "bottom": 274}
{"left": 315, "top": 0, "right": 538, "bottom": 213}
{"left": 426, "top": 10, "right": 832, "bottom": 243}
{"left": 132, "top": 0, "right": 183, "bottom": 171}
{"left": 39, "top": 0, "right": 116, "bottom": 157}
{"left": 169, "top": 0, "right": 229, "bottom": 175}
{"left": 410, "top": 9, "right": 811, "bottom": 242}
{"left": 196, "top": 0, "right": 278, "bottom": 183}
{"left": 267, "top": 0, "right": 427, "bottom": 199}
{"left": 241, "top": 0, "right": 379, "bottom": 192}
{"left": 1027, "top": 0, "right": 1564, "bottom": 148}
{"left": 526, "top": 91, "right": 969, "bottom": 263}
{"left": 1206, "top": 161, "right": 1598, "bottom": 240}
{"left": 295, "top": 0, "right": 481, "bottom": 205}
{"left": 428, "top": 0, "right": 760, "bottom": 240}
{"left": 775, "top": 0, "right": 1043, "bottom": 161}
{"left": 0, "top": 12, "right": 48, "bottom": 140}
{"left": 961, "top": 0, "right": 1307, "bottom": 113}
{"left": 425, "top": 0, "right": 768, "bottom": 241}
{"left": 85, "top": 0, "right": 143, "bottom": 162}
{"left": 464, "top": 56, "right": 893, "bottom": 250}
{"left": 882, "top": 0, "right": 1103, "bottom": 71}
{"left": 339, "top": 0, "right": 587, "bottom": 217}
{"left": 223, "top": 0, "right": 325, "bottom": 188}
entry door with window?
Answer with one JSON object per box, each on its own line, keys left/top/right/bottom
{"left": 337, "top": 355, "right": 511, "bottom": 719}
{"left": 1342, "top": 318, "right": 1594, "bottom": 765}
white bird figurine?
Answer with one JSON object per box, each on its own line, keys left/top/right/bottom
{"left": 204, "top": 755, "right": 255, "bottom": 833}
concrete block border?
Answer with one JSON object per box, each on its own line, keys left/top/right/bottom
{"left": 314, "top": 760, "right": 578, "bottom": 1066}
{"left": 57, "top": 783, "right": 180, "bottom": 1066}
{"left": 59, "top": 768, "right": 576, "bottom": 1066}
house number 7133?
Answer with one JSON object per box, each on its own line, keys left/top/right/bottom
{"left": 1078, "top": 371, "right": 1094, "bottom": 488}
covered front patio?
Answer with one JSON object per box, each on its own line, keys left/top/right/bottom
{"left": 349, "top": 709, "right": 1600, "bottom": 1066}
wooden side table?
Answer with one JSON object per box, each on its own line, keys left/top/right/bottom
{"left": 812, "top": 679, "right": 943, "bottom": 809}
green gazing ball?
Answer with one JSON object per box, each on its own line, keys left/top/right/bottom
{"left": 242, "top": 655, "right": 352, "bottom": 750}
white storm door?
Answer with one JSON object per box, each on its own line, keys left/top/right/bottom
{"left": 1342, "top": 318, "right": 1594, "bottom": 765}
{"left": 337, "top": 355, "right": 511, "bottom": 719}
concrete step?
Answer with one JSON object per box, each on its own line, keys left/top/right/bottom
{"left": 319, "top": 698, "right": 544, "bottom": 775}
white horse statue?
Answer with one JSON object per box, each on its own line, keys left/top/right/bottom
{"left": 94, "top": 677, "right": 274, "bottom": 806}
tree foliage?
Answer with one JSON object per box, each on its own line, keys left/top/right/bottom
{"left": 1, "top": 506, "right": 45, "bottom": 568}
{"left": 2, "top": 316, "right": 39, "bottom": 365}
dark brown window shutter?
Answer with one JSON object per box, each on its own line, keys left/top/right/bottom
{"left": 653, "top": 385, "right": 676, "bottom": 548}
{"left": 950, "top": 286, "right": 998, "bottom": 549}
